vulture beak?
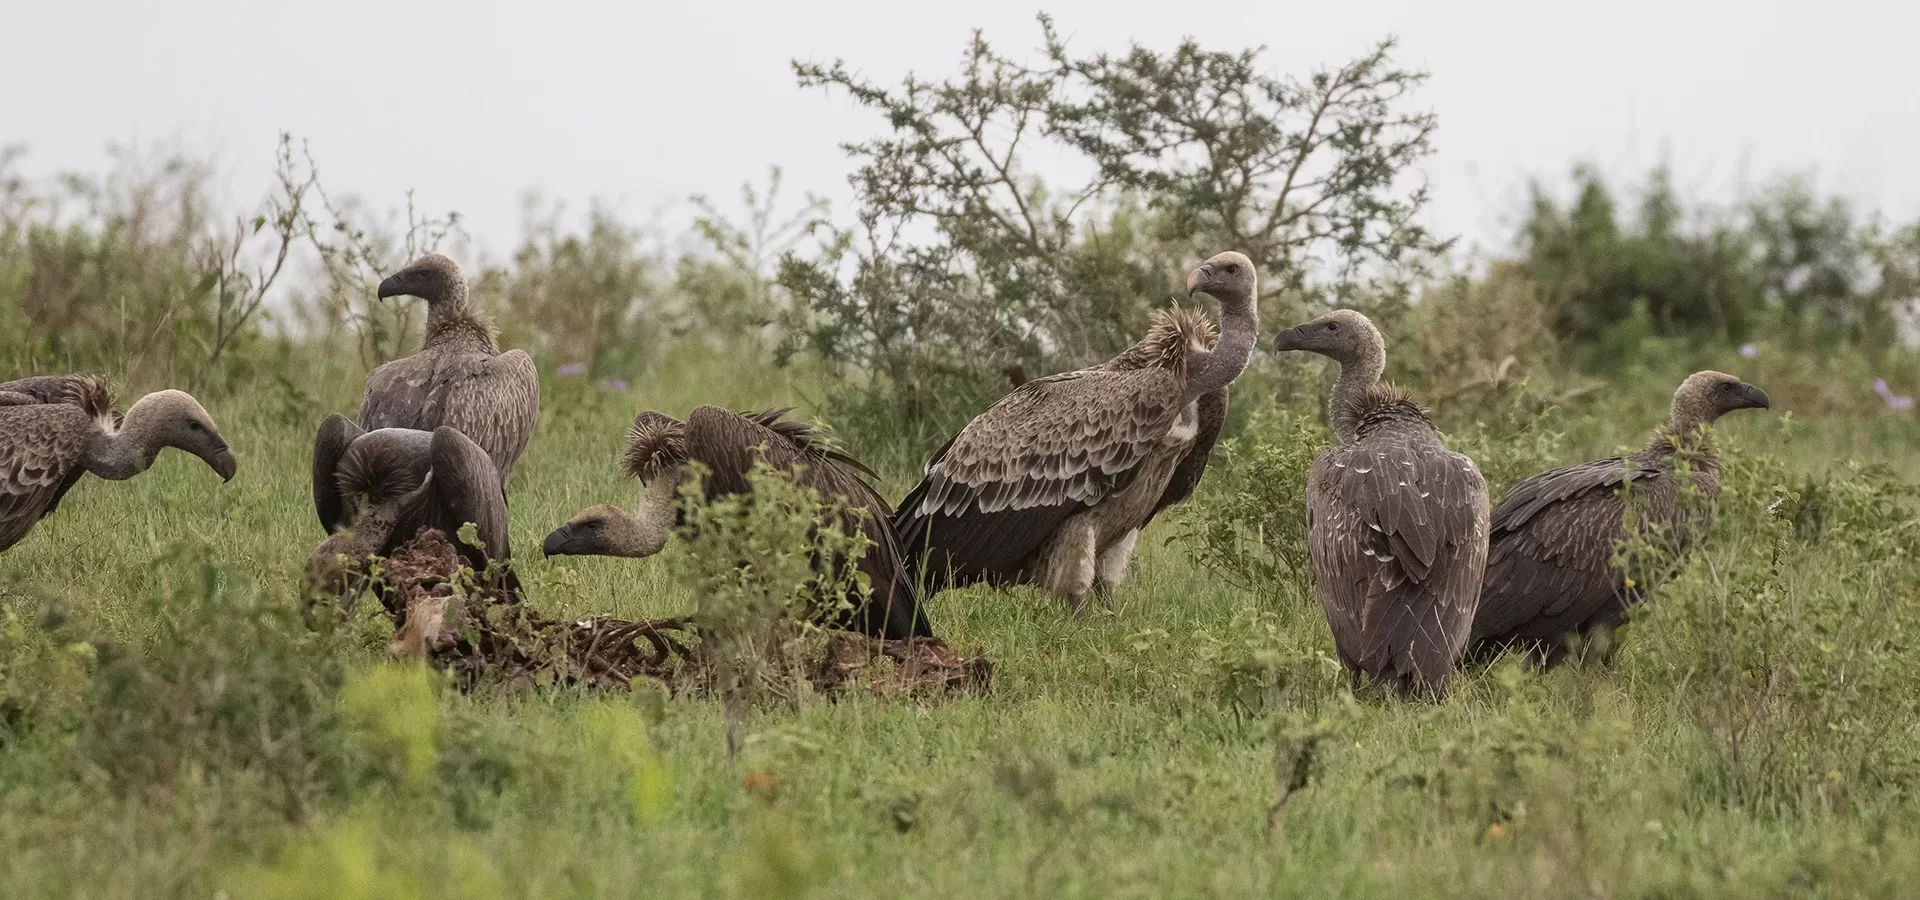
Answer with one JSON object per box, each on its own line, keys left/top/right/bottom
{"left": 1272, "top": 325, "right": 1306, "bottom": 352}
{"left": 203, "top": 444, "right": 239, "bottom": 482}
{"left": 541, "top": 524, "right": 588, "bottom": 557}
{"left": 376, "top": 272, "right": 409, "bottom": 299}
{"left": 1737, "top": 382, "right": 1771, "bottom": 410}
{"left": 1184, "top": 265, "right": 1211, "bottom": 296}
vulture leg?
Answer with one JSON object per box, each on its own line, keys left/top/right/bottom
{"left": 427, "top": 427, "right": 514, "bottom": 591}
{"left": 1038, "top": 517, "right": 1099, "bottom": 615}
{"left": 313, "top": 414, "right": 366, "bottom": 533}
{"left": 1093, "top": 528, "right": 1140, "bottom": 607}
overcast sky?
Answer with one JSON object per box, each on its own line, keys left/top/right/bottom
{"left": 5, "top": 0, "right": 1916, "bottom": 262}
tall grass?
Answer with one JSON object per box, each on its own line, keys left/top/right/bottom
{"left": 1, "top": 336, "right": 1917, "bottom": 897}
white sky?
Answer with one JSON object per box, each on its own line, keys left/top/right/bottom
{"left": 4, "top": 0, "right": 1916, "bottom": 261}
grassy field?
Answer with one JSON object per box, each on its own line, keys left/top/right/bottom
{"left": 3, "top": 343, "right": 1920, "bottom": 899}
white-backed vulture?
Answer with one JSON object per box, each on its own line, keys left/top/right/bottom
{"left": 1275, "top": 310, "right": 1490, "bottom": 700}
{"left": 359, "top": 254, "right": 539, "bottom": 487}
{"left": 542, "top": 406, "right": 933, "bottom": 642}
{"left": 1467, "top": 371, "right": 1770, "bottom": 668}
{"left": 0, "top": 382, "right": 237, "bottom": 554}
{"left": 307, "top": 414, "right": 514, "bottom": 602}
{"left": 891, "top": 251, "right": 1259, "bottom": 613}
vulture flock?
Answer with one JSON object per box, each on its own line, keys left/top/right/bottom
{"left": 0, "top": 248, "right": 1777, "bottom": 701}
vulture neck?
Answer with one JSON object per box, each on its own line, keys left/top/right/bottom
{"left": 623, "top": 474, "right": 680, "bottom": 557}
{"left": 1186, "top": 294, "right": 1257, "bottom": 398}
{"left": 1657, "top": 396, "right": 1721, "bottom": 456}
{"left": 1329, "top": 344, "right": 1387, "bottom": 445}
{"left": 84, "top": 401, "right": 171, "bottom": 480}
{"left": 85, "top": 432, "right": 150, "bottom": 481}
{"left": 421, "top": 285, "right": 498, "bottom": 354}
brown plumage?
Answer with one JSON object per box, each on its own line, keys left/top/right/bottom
{"left": 893, "top": 252, "right": 1259, "bottom": 613}
{"left": 1276, "top": 310, "right": 1490, "bottom": 700}
{"left": 0, "top": 375, "right": 117, "bottom": 421}
{"left": 544, "top": 406, "right": 932, "bottom": 641}
{"left": 307, "top": 414, "right": 515, "bottom": 603}
{"left": 1468, "top": 371, "right": 1771, "bottom": 668}
{"left": 0, "top": 383, "right": 237, "bottom": 554}
{"left": 358, "top": 254, "right": 539, "bottom": 487}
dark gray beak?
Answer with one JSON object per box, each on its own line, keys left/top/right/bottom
{"left": 1738, "top": 382, "right": 1771, "bottom": 410}
{"left": 1272, "top": 325, "right": 1307, "bottom": 352}
{"left": 542, "top": 524, "right": 586, "bottom": 557}
{"left": 202, "top": 443, "right": 238, "bottom": 482}
{"left": 376, "top": 272, "right": 409, "bottom": 299}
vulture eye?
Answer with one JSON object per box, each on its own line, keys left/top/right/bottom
{"left": 188, "top": 421, "right": 204, "bottom": 432}
{"left": 1224, "top": 264, "right": 1240, "bottom": 274}
{"left": 1325, "top": 322, "right": 1339, "bottom": 332}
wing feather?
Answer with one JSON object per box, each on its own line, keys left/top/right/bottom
{"left": 426, "top": 427, "right": 516, "bottom": 592}
{"left": 0, "top": 404, "right": 97, "bottom": 553}
{"left": 1309, "top": 424, "right": 1489, "bottom": 697}
{"left": 1468, "top": 454, "right": 1674, "bottom": 664}
{"left": 1143, "top": 387, "right": 1227, "bottom": 528}
{"left": 685, "top": 406, "right": 932, "bottom": 640}
{"left": 359, "top": 349, "right": 540, "bottom": 482}
{"left": 893, "top": 368, "right": 1187, "bottom": 588}
{"left": 312, "top": 414, "right": 367, "bottom": 533}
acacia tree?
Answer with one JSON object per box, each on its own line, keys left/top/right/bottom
{"left": 779, "top": 16, "right": 1444, "bottom": 460}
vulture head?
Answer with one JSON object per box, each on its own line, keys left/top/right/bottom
{"left": 1185, "top": 251, "right": 1258, "bottom": 309}
{"left": 542, "top": 504, "right": 662, "bottom": 558}
{"left": 1271, "top": 309, "right": 1384, "bottom": 367}
{"left": 121, "top": 390, "right": 238, "bottom": 481}
{"left": 377, "top": 253, "right": 467, "bottom": 306}
{"left": 545, "top": 410, "right": 688, "bottom": 559}
{"left": 1671, "top": 370, "right": 1770, "bottom": 433}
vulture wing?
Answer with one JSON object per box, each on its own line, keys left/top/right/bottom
{"left": 425, "top": 427, "right": 514, "bottom": 587}
{"left": 419, "top": 350, "right": 540, "bottom": 481}
{"left": 0, "top": 376, "right": 117, "bottom": 427}
{"left": 357, "top": 354, "right": 435, "bottom": 433}
{"left": 893, "top": 367, "right": 1188, "bottom": 588}
{"left": 1307, "top": 427, "right": 1489, "bottom": 695}
{"left": 685, "top": 406, "right": 931, "bottom": 640}
{"left": 1143, "top": 386, "right": 1228, "bottom": 528}
{"left": 1468, "top": 456, "right": 1665, "bottom": 661}
{"left": 357, "top": 349, "right": 540, "bottom": 481}
{"left": 0, "top": 404, "right": 95, "bottom": 553}
{"left": 312, "top": 414, "right": 367, "bottom": 533}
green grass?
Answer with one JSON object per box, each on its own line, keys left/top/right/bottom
{"left": 3, "top": 345, "right": 1920, "bottom": 899}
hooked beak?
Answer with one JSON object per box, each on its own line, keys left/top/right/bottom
{"left": 1737, "top": 382, "right": 1771, "bottom": 410}
{"left": 376, "top": 273, "right": 409, "bottom": 299}
{"left": 1272, "top": 325, "right": 1307, "bottom": 352}
{"left": 203, "top": 444, "right": 238, "bottom": 482}
{"left": 542, "top": 524, "right": 589, "bottom": 557}
{"left": 1184, "top": 264, "right": 1211, "bottom": 296}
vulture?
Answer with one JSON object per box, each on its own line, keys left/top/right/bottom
{"left": 0, "top": 379, "right": 237, "bottom": 554}
{"left": 306, "top": 414, "right": 514, "bottom": 603}
{"left": 543, "top": 406, "right": 932, "bottom": 642}
{"left": 1467, "top": 370, "right": 1771, "bottom": 668}
{"left": 891, "top": 251, "right": 1258, "bottom": 613}
{"left": 359, "top": 253, "right": 539, "bottom": 487}
{"left": 1275, "top": 310, "right": 1490, "bottom": 700}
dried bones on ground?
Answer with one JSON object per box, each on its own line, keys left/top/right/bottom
{"left": 373, "top": 529, "right": 991, "bottom": 698}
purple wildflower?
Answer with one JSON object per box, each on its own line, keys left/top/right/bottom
{"left": 1889, "top": 395, "right": 1916, "bottom": 411}
{"left": 600, "top": 378, "right": 629, "bottom": 392}
{"left": 1873, "top": 379, "right": 1894, "bottom": 399}
{"left": 557, "top": 362, "right": 587, "bottom": 377}
{"left": 1738, "top": 343, "right": 1758, "bottom": 359}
